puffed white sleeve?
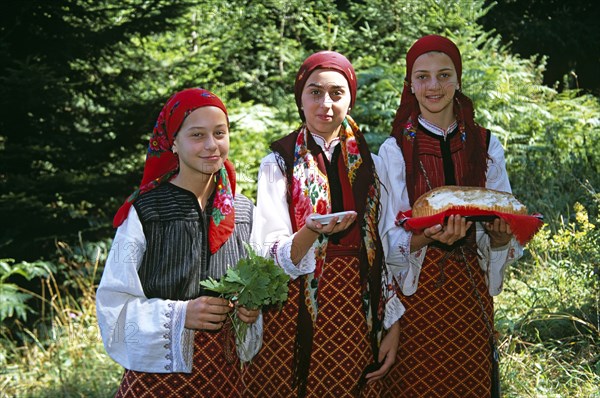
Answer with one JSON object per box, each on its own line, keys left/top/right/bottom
{"left": 476, "top": 134, "right": 524, "bottom": 296}
{"left": 378, "top": 137, "right": 427, "bottom": 296}
{"left": 96, "top": 207, "right": 193, "bottom": 373}
{"left": 249, "top": 153, "right": 316, "bottom": 278}
{"left": 373, "top": 153, "right": 406, "bottom": 328}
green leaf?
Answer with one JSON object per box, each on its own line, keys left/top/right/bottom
{"left": 199, "top": 242, "right": 290, "bottom": 348}
{"left": 0, "top": 283, "right": 33, "bottom": 322}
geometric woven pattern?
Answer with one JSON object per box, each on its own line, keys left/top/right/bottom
{"left": 243, "top": 253, "right": 381, "bottom": 397}
{"left": 115, "top": 326, "right": 242, "bottom": 397}
{"left": 382, "top": 242, "right": 493, "bottom": 398}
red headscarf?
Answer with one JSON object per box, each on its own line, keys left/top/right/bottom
{"left": 113, "top": 87, "right": 236, "bottom": 254}
{"left": 391, "top": 35, "right": 488, "bottom": 193}
{"left": 294, "top": 51, "right": 357, "bottom": 121}
{"left": 407, "top": 34, "right": 462, "bottom": 86}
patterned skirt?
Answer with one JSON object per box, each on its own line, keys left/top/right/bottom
{"left": 115, "top": 321, "right": 242, "bottom": 397}
{"left": 242, "top": 247, "right": 381, "bottom": 397}
{"left": 382, "top": 244, "right": 494, "bottom": 398}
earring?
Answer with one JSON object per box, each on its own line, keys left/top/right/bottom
{"left": 410, "top": 86, "right": 414, "bottom": 94}
{"left": 456, "top": 84, "right": 460, "bottom": 91}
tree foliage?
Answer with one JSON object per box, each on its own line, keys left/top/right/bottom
{"left": 0, "top": 0, "right": 196, "bottom": 259}
{"left": 481, "top": 0, "right": 600, "bottom": 94}
{"left": 1, "top": 0, "right": 599, "bottom": 262}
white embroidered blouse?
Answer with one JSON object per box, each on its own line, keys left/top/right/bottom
{"left": 378, "top": 122, "right": 523, "bottom": 298}
{"left": 250, "top": 133, "right": 405, "bottom": 329}
{"left": 96, "top": 207, "right": 262, "bottom": 373}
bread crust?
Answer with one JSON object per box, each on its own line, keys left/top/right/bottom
{"left": 412, "top": 186, "right": 527, "bottom": 217}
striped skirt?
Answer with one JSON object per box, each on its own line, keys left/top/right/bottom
{"left": 243, "top": 247, "right": 381, "bottom": 397}
{"left": 382, "top": 244, "right": 494, "bottom": 398}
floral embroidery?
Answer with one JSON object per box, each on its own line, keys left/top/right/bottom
{"left": 361, "top": 170, "right": 383, "bottom": 333}
{"left": 291, "top": 115, "right": 380, "bottom": 329}
{"left": 270, "top": 240, "right": 280, "bottom": 262}
{"left": 454, "top": 96, "right": 468, "bottom": 142}
{"left": 459, "top": 120, "right": 467, "bottom": 142}
{"left": 339, "top": 117, "right": 362, "bottom": 184}
{"left": 293, "top": 126, "right": 330, "bottom": 320}
{"left": 315, "top": 198, "right": 328, "bottom": 215}
{"left": 403, "top": 117, "right": 417, "bottom": 141}
{"left": 147, "top": 118, "right": 170, "bottom": 158}
{"left": 508, "top": 247, "right": 515, "bottom": 260}
{"left": 169, "top": 100, "right": 181, "bottom": 118}
{"left": 164, "top": 302, "right": 175, "bottom": 371}
{"left": 363, "top": 183, "right": 379, "bottom": 266}
{"left": 211, "top": 167, "right": 234, "bottom": 226}
{"left": 292, "top": 177, "right": 313, "bottom": 223}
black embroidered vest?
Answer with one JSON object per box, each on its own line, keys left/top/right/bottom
{"left": 133, "top": 183, "right": 253, "bottom": 300}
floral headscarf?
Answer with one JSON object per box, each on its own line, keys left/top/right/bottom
{"left": 113, "top": 88, "right": 236, "bottom": 254}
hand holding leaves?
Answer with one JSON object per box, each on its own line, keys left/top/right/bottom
{"left": 200, "top": 244, "right": 289, "bottom": 350}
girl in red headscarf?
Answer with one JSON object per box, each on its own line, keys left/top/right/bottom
{"left": 378, "top": 35, "right": 523, "bottom": 397}
{"left": 96, "top": 88, "right": 260, "bottom": 397}
{"left": 243, "top": 51, "right": 403, "bottom": 398}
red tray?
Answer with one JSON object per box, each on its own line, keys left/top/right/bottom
{"left": 396, "top": 207, "right": 544, "bottom": 245}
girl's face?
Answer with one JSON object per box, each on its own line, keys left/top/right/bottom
{"left": 411, "top": 51, "right": 459, "bottom": 123}
{"left": 300, "top": 69, "right": 351, "bottom": 137}
{"left": 172, "top": 106, "right": 229, "bottom": 178}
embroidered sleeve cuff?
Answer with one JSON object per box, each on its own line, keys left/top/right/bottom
{"left": 396, "top": 249, "right": 426, "bottom": 296}
{"left": 478, "top": 234, "right": 524, "bottom": 296}
{"left": 170, "top": 300, "right": 193, "bottom": 373}
{"left": 398, "top": 230, "right": 413, "bottom": 260}
{"left": 272, "top": 234, "right": 316, "bottom": 279}
{"left": 383, "top": 296, "right": 406, "bottom": 329}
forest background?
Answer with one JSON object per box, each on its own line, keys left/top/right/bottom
{"left": 1, "top": 0, "right": 599, "bottom": 396}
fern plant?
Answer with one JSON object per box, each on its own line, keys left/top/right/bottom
{"left": 0, "top": 259, "right": 54, "bottom": 323}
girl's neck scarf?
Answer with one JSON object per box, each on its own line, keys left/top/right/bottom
{"left": 276, "top": 115, "right": 385, "bottom": 397}
{"left": 112, "top": 88, "right": 235, "bottom": 254}
{"left": 291, "top": 115, "right": 379, "bottom": 328}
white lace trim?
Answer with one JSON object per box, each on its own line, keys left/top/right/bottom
{"left": 418, "top": 114, "right": 458, "bottom": 139}
{"left": 384, "top": 296, "right": 406, "bottom": 329}
{"left": 311, "top": 133, "right": 341, "bottom": 161}
{"left": 171, "top": 301, "right": 193, "bottom": 373}
{"left": 163, "top": 302, "right": 175, "bottom": 371}
{"left": 273, "top": 234, "right": 316, "bottom": 279}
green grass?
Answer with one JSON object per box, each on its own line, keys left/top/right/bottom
{"left": 0, "top": 247, "right": 122, "bottom": 398}
{"left": 0, "top": 301, "right": 122, "bottom": 397}
{"left": 495, "top": 203, "right": 600, "bottom": 397}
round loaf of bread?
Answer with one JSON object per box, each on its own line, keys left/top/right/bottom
{"left": 412, "top": 186, "right": 527, "bottom": 217}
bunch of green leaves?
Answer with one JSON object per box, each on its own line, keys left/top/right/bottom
{"left": 200, "top": 244, "right": 289, "bottom": 351}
